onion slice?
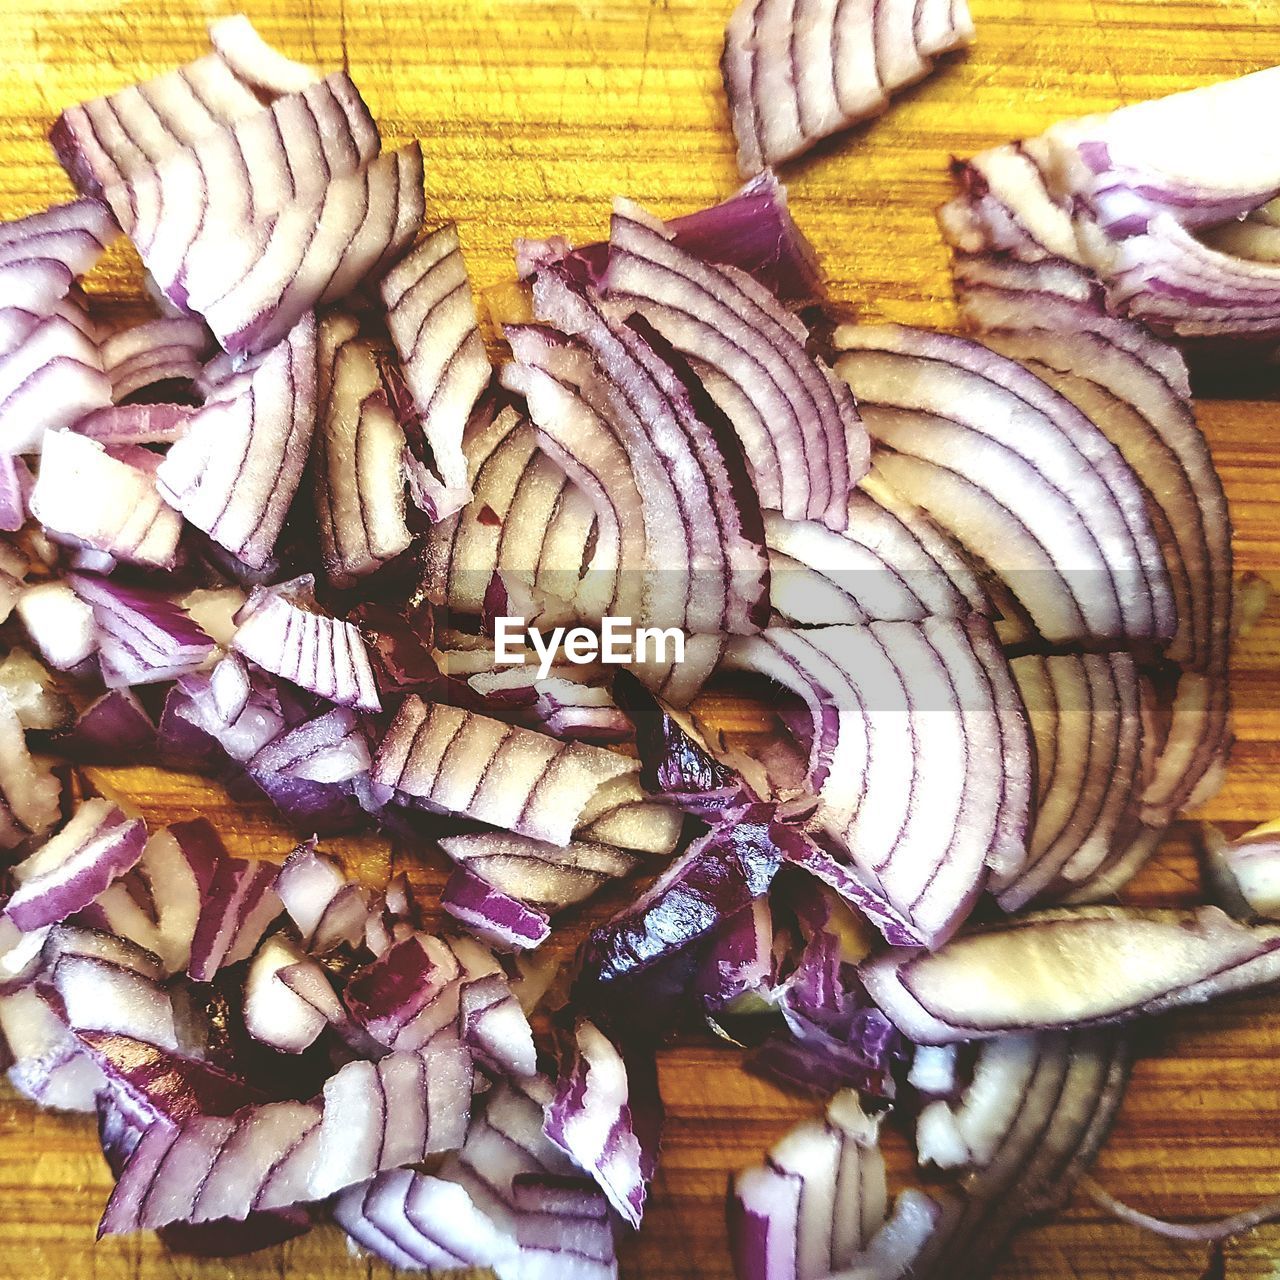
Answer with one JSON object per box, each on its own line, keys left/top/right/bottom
{"left": 599, "top": 199, "right": 866, "bottom": 528}
{"left": 0, "top": 306, "right": 113, "bottom": 451}
{"left": 726, "top": 616, "right": 1031, "bottom": 948}
{"left": 4, "top": 800, "right": 145, "bottom": 933}
{"left": 70, "top": 573, "right": 215, "bottom": 688}
{"left": 207, "top": 16, "right": 318, "bottom": 95}
{"left": 833, "top": 323, "right": 1176, "bottom": 646}
{"left": 314, "top": 324, "right": 411, "bottom": 583}
{"left": 721, "top": 0, "right": 973, "bottom": 176}
{"left": 99, "top": 1040, "right": 472, "bottom": 1234}
{"left": 180, "top": 143, "right": 425, "bottom": 358}
{"left": 861, "top": 906, "right": 1280, "bottom": 1044}
{"left": 373, "top": 697, "right": 634, "bottom": 845}
{"left": 545, "top": 1018, "right": 658, "bottom": 1228}
{"left": 380, "top": 222, "right": 490, "bottom": 519}
{"left": 32, "top": 430, "right": 181, "bottom": 568}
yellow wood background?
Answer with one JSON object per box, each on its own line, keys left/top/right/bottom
{"left": 0, "top": 0, "right": 1279, "bottom": 1276}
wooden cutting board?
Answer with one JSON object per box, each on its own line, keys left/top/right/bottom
{"left": 1, "top": 0, "right": 1280, "bottom": 1276}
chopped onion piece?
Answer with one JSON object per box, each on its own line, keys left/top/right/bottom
{"left": 208, "top": 15, "right": 318, "bottom": 94}
{"left": 5, "top": 800, "right": 145, "bottom": 933}
{"left": 157, "top": 312, "right": 317, "bottom": 570}
{"left": 373, "top": 697, "right": 635, "bottom": 845}
{"left": 721, "top": 0, "right": 973, "bottom": 175}
{"left": 32, "top": 431, "right": 181, "bottom": 569}
{"left": 231, "top": 575, "right": 381, "bottom": 712}
{"left": 861, "top": 906, "right": 1280, "bottom": 1043}
{"left": 70, "top": 573, "right": 215, "bottom": 688}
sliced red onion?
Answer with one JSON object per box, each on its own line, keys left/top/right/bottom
{"left": 0, "top": 689, "right": 61, "bottom": 851}
{"left": 0, "top": 986, "right": 105, "bottom": 1112}
{"left": 231, "top": 574, "right": 381, "bottom": 711}
{"left": 187, "top": 854, "right": 282, "bottom": 983}
{"left": 373, "top": 697, "right": 634, "bottom": 845}
{"left": 98, "top": 317, "right": 209, "bottom": 400}
{"left": 833, "top": 323, "right": 1175, "bottom": 646}
{"left": 443, "top": 866, "right": 552, "bottom": 951}
{"left": 727, "top": 616, "right": 1031, "bottom": 948}
{"left": 508, "top": 266, "right": 770, "bottom": 636}
{"left": 46, "top": 928, "right": 183, "bottom": 1053}
{"left": 32, "top": 430, "right": 181, "bottom": 569}
{"left": 435, "top": 1080, "right": 618, "bottom": 1277}
{"left": 994, "top": 653, "right": 1144, "bottom": 910}
{"left": 4, "top": 800, "right": 145, "bottom": 933}
{"left": 247, "top": 706, "right": 371, "bottom": 786}
{"left": 574, "top": 780, "right": 695, "bottom": 861}
{"left": 906, "top": 1030, "right": 1132, "bottom": 1278}
{"left": 664, "top": 172, "right": 824, "bottom": 306}
{"left": 1204, "top": 820, "right": 1280, "bottom": 920}
{"left": 729, "top": 1089, "right": 888, "bottom": 1280}
{"left": 157, "top": 311, "right": 317, "bottom": 570}
{"left": 380, "top": 222, "right": 490, "bottom": 520}
{"left": 546, "top": 1018, "right": 656, "bottom": 1228}
{"left": 343, "top": 934, "right": 457, "bottom": 1047}
{"left": 77, "top": 820, "right": 219, "bottom": 975}
{"left": 961, "top": 279, "right": 1233, "bottom": 675}
{"left": 0, "top": 454, "right": 31, "bottom": 532}
{"left": 76, "top": 402, "right": 196, "bottom": 445}
{"left": 461, "top": 653, "right": 630, "bottom": 743}
{"left": 0, "top": 308, "right": 113, "bottom": 451}
{"left": 180, "top": 143, "right": 424, "bottom": 358}
{"left": 121, "top": 72, "right": 378, "bottom": 312}
{"left": 599, "top": 199, "right": 866, "bottom": 528}
{"left": 69, "top": 573, "right": 215, "bottom": 687}
{"left": 274, "top": 841, "right": 373, "bottom": 954}
{"left": 939, "top": 143, "right": 1083, "bottom": 267}
{"left": 50, "top": 51, "right": 265, "bottom": 199}
{"left": 58, "top": 689, "right": 156, "bottom": 763}
{"left": 333, "top": 1167, "right": 521, "bottom": 1273}
{"left": 207, "top": 15, "right": 318, "bottom": 95}
{"left": 721, "top": 0, "right": 973, "bottom": 176}
{"left": 439, "top": 830, "right": 640, "bottom": 914}
{"left": 612, "top": 668, "right": 745, "bottom": 816}
{"left": 0, "top": 649, "right": 70, "bottom": 732}
{"left": 766, "top": 481, "right": 992, "bottom": 627}
{"left": 1137, "top": 666, "right": 1231, "bottom": 828}
{"left": 861, "top": 906, "right": 1280, "bottom": 1044}
{"left": 165, "top": 654, "right": 289, "bottom": 766}
{"left": 99, "top": 1031, "right": 473, "bottom": 1234}
{"left": 314, "top": 328, "right": 411, "bottom": 583}
{"left": 243, "top": 934, "right": 330, "bottom": 1054}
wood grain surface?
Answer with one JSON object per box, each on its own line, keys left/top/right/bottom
{"left": 1, "top": 0, "right": 1280, "bottom": 1276}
